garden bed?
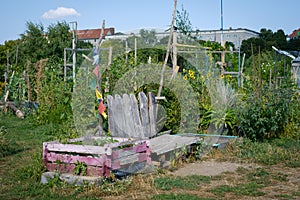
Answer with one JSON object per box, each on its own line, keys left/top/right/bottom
{"left": 42, "top": 136, "right": 151, "bottom": 178}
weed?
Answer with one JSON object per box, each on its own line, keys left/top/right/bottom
{"left": 98, "top": 177, "right": 133, "bottom": 195}
{"left": 247, "top": 168, "right": 270, "bottom": 185}
{"left": 151, "top": 192, "right": 215, "bottom": 200}
{"left": 74, "top": 161, "right": 87, "bottom": 176}
{"left": 231, "top": 138, "right": 300, "bottom": 166}
{"left": 210, "top": 182, "right": 265, "bottom": 197}
{"left": 272, "top": 172, "right": 288, "bottom": 182}
{"left": 154, "top": 175, "right": 211, "bottom": 191}
{"left": 0, "top": 126, "right": 22, "bottom": 157}
{"left": 16, "top": 151, "right": 46, "bottom": 181}
{"left": 275, "top": 194, "right": 296, "bottom": 199}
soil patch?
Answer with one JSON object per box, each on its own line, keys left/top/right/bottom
{"left": 170, "top": 159, "right": 260, "bottom": 176}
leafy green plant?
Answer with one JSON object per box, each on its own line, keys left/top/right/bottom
{"left": 238, "top": 87, "right": 296, "bottom": 141}
{"left": 74, "top": 161, "right": 87, "bottom": 176}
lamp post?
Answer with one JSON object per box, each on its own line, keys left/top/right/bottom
{"left": 220, "top": 0, "right": 225, "bottom": 69}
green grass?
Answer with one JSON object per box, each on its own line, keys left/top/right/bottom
{"left": 231, "top": 138, "right": 300, "bottom": 167}
{"left": 154, "top": 175, "right": 211, "bottom": 190}
{"left": 209, "top": 182, "right": 265, "bottom": 197}
{"left": 151, "top": 193, "right": 215, "bottom": 200}
{"left": 0, "top": 113, "right": 299, "bottom": 199}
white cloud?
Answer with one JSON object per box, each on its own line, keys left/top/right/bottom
{"left": 42, "top": 7, "right": 80, "bottom": 19}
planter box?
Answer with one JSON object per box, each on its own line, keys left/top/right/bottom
{"left": 42, "top": 136, "right": 151, "bottom": 178}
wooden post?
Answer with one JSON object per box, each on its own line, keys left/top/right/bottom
{"left": 240, "top": 53, "right": 245, "bottom": 88}
{"left": 172, "top": 30, "right": 177, "bottom": 72}
{"left": 96, "top": 20, "right": 106, "bottom": 135}
{"left": 134, "top": 37, "right": 137, "bottom": 65}
{"left": 26, "top": 61, "right": 31, "bottom": 102}
{"left": 125, "top": 41, "right": 128, "bottom": 65}
{"left": 269, "top": 69, "right": 272, "bottom": 87}
{"left": 157, "top": 0, "right": 177, "bottom": 98}
{"left": 108, "top": 47, "right": 112, "bottom": 66}
{"left": 64, "top": 48, "right": 67, "bottom": 82}
{"left": 251, "top": 43, "right": 257, "bottom": 88}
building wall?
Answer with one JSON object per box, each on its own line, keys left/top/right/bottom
{"left": 197, "top": 28, "right": 259, "bottom": 48}
{"left": 102, "top": 28, "right": 260, "bottom": 48}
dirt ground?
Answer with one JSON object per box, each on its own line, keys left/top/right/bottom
{"left": 166, "top": 159, "right": 300, "bottom": 200}
{"left": 170, "top": 159, "right": 261, "bottom": 177}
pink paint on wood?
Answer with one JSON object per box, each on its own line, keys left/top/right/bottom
{"left": 46, "top": 163, "right": 106, "bottom": 177}
{"left": 86, "top": 165, "right": 104, "bottom": 176}
{"left": 42, "top": 143, "right": 48, "bottom": 166}
{"left": 110, "top": 142, "right": 148, "bottom": 159}
{"left": 138, "top": 153, "right": 148, "bottom": 162}
{"left": 133, "top": 142, "right": 148, "bottom": 153}
{"left": 46, "top": 163, "right": 76, "bottom": 174}
{"left": 45, "top": 143, "right": 112, "bottom": 155}
{"left": 46, "top": 152, "right": 106, "bottom": 167}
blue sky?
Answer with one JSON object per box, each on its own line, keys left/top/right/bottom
{"left": 1, "top": 0, "right": 299, "bottom": 44}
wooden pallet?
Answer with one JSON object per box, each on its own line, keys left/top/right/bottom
{"left": 42, "top": 136, "right": 151, "bottom": 177}
{"left": 149, "top": 134, "right": 200, "bottom": 167}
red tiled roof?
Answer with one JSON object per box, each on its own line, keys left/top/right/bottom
{"left": 76, "top": 28, "right": 115, "bottom": 40}
{"left": 288, "top": 28, "right": 300, "bottom": 38}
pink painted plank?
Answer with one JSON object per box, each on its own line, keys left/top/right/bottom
{"left": 45, "top": 143, "right": 112, "bottom": 155}
{"left": 46, "top": 163, "right": 106, "bottom": 177}
{"left": 110, "top": 153, "right": 149, "bottom": 170}
{"left": 42, "top": 143, "right": 48, "bottom": 166}
{"left": 137, "top": 153, "right": 148, "bottom": 162}
{"left": 46, "top": 163, "right": 76, "bottom": 174}
{"left": 46, "top": 152, "right": 106, "bottom": 167}
{"left": 86, "top": 166, "right": 104, "bottom": 176}
{"left": 110, "top": 142, "right": 148, "bottom": 159}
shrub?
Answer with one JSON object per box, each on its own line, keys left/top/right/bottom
{"left": 238, "top": 86, "right": 296, "bottom": 141}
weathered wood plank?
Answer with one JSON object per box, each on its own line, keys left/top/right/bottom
{"left": 130, "top": 93, "right": 143, "bottom": 138}
{"left": 139, "top": 92, "right": 150, "bottom": 137}
{"left": 148, "top": 92, "right": 157, "bottom": 138}
{"left": 113, "top": 94, "right": 126, "bottom": 137}
{"left": 110, "top": 142, "right": 148, "bottom": 159}
{"left": 46, "top": 163, "right": 105, "bottom": 176}
{"left": 122, "top": 94, "right": 136, "bottom": 138}
{"left": 149, "top": 134, "right": 199, "bottom": 155}
{"left": 46, "top": 152, "right": 106, "bottom": 167}
{"left": 45, "top": 143, "right": 112, "bottom": 155}
{"left": 110, "top": 153, "right": 149, "bottom": 170}
{"left": 107, "top": 95, "right": 117, "bottom": 136}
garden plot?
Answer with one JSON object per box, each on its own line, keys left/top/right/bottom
{"left": 42, "top": 136, "right": 151, "bottom": 182}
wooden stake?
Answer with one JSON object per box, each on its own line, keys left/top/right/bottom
{"left": 157, "top": 0, "right": 177, "bottom": 98}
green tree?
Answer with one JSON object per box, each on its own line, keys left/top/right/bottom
{"left": 272, "top": 29, "right": 287, "bottom": 50}
{"left": 139, "top": 29, "right": 157, "bottom": 47}
{"left": 19, "top": 22, "right": 48, "bottom": 64}
{"left": 176, "top": 5, "right": 193, "bottom": 36}
{"left": 47, "top": 21, "right": 72, "bottom": 59}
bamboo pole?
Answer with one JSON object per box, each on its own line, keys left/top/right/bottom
{"left": 157, "top": 0, "right": 177, "bottom": 98}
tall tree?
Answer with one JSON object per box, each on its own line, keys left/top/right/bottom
{"left": 19, "top": 22, "right": 48, "bottom": 64}
{"left": 273, "top": 29, "right": 287, "bottom": 49}
{"left": 175, "top": 5, "right": 193, "bottom": 36}
{"left": 139, "top": 29, "right": 157, "bottom": 47}
{"left": 47, "top": 21, "right": 72, "bottom": 59}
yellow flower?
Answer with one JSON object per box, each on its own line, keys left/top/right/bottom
{"left": 227, "top": 75, "right": 232, "bottom": 81}
{"left": 201, "top": 75, "right": 205, "bottom": 81}
{"left": 188, "top": 70, "right": 194, "bottom": 77}
{"left": 183, "top": 68, "right": 186, "bottom": 73}
{"left": 220, "top": 74, "right": 225, "bottom": 79}
{"left": 183, "top": 75, "right": 188, "bottom": 80}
